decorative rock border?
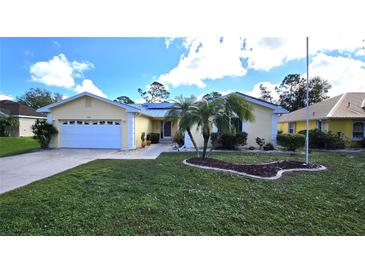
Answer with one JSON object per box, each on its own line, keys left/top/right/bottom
{"left": 182, "top": 159, "right": 327, "bottom": 180}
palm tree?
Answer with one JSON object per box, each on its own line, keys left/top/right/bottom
{"left": 191, "top": 94, "right": 254, "bottom": 159}
{"left": 166, "top": 95, "right": 200, "bottom": 156}
{"left": 0, "top": 116, "right": 19, "bottom": 136}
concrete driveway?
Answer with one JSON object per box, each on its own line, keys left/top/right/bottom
{"left": 0, "top": 144, "right": 172, "bottom": 194}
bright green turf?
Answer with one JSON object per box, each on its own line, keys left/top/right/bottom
{"left": 0, "top": 137, "right": 40, "bottom": 157}
{"left": 0, "top": 151, "right": 364, "bottom": 235}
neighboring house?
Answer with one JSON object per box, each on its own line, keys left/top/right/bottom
{"left": 37, "top": 92, "right": 287, "bottom": 149}
{"left": 0, "top": 100, "right": 46, "bottom": 137}
{"left": 278, "top": 92, "right": 365, "bottom": 146}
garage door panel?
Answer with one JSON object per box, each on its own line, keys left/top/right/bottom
{"left": 60, "top": 124, "right": 121, "bottom": 149}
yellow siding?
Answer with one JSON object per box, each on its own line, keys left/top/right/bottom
{"left": 135, "top": 115, "right": 153, "bottom": 148}
{"left": 295, "top": 120, "right": 316, "bottom": 133}
{"left": 327, "top": 119, "right": 353, "bottom": 140}
{"left": 278, "top": 120, "right": 316, "bottom": 134}
{"left": 49, "top": 96, "right": 128, "bottom": 148}
{"left": 245, "top": 104, "right": 273, "bottom": 146}
{"left": 278, "top": 122, "right": 288, "bottom": 133}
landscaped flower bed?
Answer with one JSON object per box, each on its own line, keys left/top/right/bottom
{"left": 184, "top": 157, "right": 326, "bottom": 179}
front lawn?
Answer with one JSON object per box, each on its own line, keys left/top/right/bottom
{"left": 0, "top": 152, "right": 364, "bottom": 235}
{"left": 0, "top": 137, "right": 40, "bottom": 157}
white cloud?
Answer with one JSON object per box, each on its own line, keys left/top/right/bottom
{"left": 196, "top": 90, "right": 232, "bottom": 101}
{"left": 0, "top": 92, "right": 15, "bottom": 101}
{"left": 356, "top": 48, "right": 365, "bottom": 56}
{"left": 243, "top": 37, "right": 363, "bottom": 71}
{"left": 158, "top": 37, "right": 247, "bottom": 88}
{"left": 30, "top": 54, "right": 94, "bottom": 88}
{"left": 246, "top": 82, "right": 279, "bottom": 101}
{"left": 165, "top": 38, "right": 177, "bottom": 48}
{"left": 74, "top": 79, "right": 107, "bottom": 98}
{"left": 158, "top": 37, "right": 364, "bottom": 89}
{"left": 134, "top": 98, "right": 146, "bottom": 104}
{"left": 307, "top": 53, "right": 365, "bottom": 97}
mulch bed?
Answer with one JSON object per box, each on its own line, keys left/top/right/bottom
{"left": 185, "top": 157, "right": 322, "bottom": 178}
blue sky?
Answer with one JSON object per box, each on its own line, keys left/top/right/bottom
{"left": 1, "top": 37, "right": 364, "bottom": 103}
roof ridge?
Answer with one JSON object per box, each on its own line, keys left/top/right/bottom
{"left": 327, "top": 93, "right": 346, "bottom": 118}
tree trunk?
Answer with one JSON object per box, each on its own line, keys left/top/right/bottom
{"left": 186, "top": 128, "right": 199, "bottom": 157}
{"left": 202, "top": 125, "right": 210, "bottom": 159}
{"left": 202, "top": 135, "right": 209, "bottom": 159}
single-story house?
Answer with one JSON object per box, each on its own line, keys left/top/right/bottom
{"left": 37, "top": 92, "right": 287, "bottom": 149}
{"left": 0, "top": 100, "right": 46, "bottom": 136}
{"left": 278, "top": 92, "right": 365, "bottom": 146}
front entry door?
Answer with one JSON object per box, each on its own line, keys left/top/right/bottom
{"left": 163, "top": 121, "right": 172, "bottom": 138}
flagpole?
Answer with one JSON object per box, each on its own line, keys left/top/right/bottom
{"left": 305, "top": 37, "right": 309, "bottom": 165}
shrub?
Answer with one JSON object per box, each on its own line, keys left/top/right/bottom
{"left": 256, "top": 137, "right": 265, "bottom": 149}
{"left": 263, "top": 143, "right": 274, "bottom": 151}
{"left": 146, "top": 133, "right": 151, "bottom": 141}
{"left": 31, "top": 119, "right": 58, "bottom": 148}
{"left": 173, "top": 131, "right": 184, "bottom": 146}
{"left": 298, "top": 129, "right": 345, "bottom": 149}
{"left": 0, "top": 116, "right": 18, "bottom": 136}
{"left": 235, "top": 132, "right": 248, "bottom": 146}
{"left": 276, "top": 133, "right": 305, "bottom": 151}
{"left": 141, "top": 132, "right": 145, "bottom": 142}
{"left": 358, "top": 137, "right": 365, "bottom": 147}
{"left": 150, "top": 133, "right": 160, "bottom": 144}
{"left": 210, "top": 132, "right": 247, "bottom": 149}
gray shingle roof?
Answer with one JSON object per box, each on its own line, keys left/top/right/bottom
{"left": 0, "top": 100, "right": 46, "bottom": 117}
{"left": 278, "top": 92, "right": 365, "bottom": 122}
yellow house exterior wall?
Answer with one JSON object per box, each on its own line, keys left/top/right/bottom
{"left": 245, "top": 104, "right": 273, "bottom": 146}
{"left": 49, "top": 97, "right": 128, "bottom": 148}
{"left": 134, "top": 115, "right": 153, "bottom": 148}
{"left": 327, "top": 119, "right": 354, "bottom": 141}
{"left": 278, "top": 119, "right": 364, "bottom": 147}
{"left": 278, "top": 120, "right": 316, "bottom": 134}
{"left": 189, "top": 103, "right": 275, "bottom": 147}
{"left": 17, "top": 117, "right": 39, "bottom": 137}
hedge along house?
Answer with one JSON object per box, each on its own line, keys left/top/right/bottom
{"left": 278, "top": 92, "right": 365, "bottom": 146}
{"left": 37, "top": 91, "right": 287, "bottom": 150}
{"left": 0, "top": 100, "right": 46, "bottom": 136}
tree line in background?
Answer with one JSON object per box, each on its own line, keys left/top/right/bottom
{"left": 259, "top": 74, "right": 331, "bottom": 112}
{"left": 7, "top": 74, "right": 331, "bottom": 113}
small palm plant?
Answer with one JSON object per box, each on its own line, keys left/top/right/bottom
{"left": 166, "top": 95, "right": 200, "bottom": 156}
{"left": 191, "top": 94, "right": 254, "bottom": 159}
{"left": 0, "top": 116, "right": 19, "bottom": 136}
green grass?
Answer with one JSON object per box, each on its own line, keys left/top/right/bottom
{"left": 0, "top": 151, "right": 364, "bottom": 235}
{"left": 0, "top": 137, "right": 40, "bottom": 157}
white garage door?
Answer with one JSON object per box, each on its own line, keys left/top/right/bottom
{"left": 60, "top": 120, "right": 122, "bottom": 149}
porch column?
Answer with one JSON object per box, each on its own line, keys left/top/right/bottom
{"left": 127, "top": 113, "right": 136, "bottom": 149}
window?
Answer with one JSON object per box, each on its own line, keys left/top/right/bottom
{"left": 115, "top": 121, "right": 120, "bottom": 125}
{"left": 69, "top": 121, "right": 75, "bottom": 125}
{"left": 230, "top": 117, "right": 242, "bottom": 133}
{"left": 352, "top": 122, "right": 364, "bottom": 140}
{"left": 84, "top": 121, "right": 90, "bottom": 125}
{"left": 99, "top": 121, "right": 105, "bottom": 125}
{"left": 77, "top": 121, "right": 83, "bottom": 125}
{"left": 62, "top": 121, "right": 68, "bottom": 125}
{"left": 288, "top": 122, "right": 295, "bottom": 134}
{"left": 92, "top": 121, "right": 98, "bottom": 125}
{"left": 107, "top": 121, "right": 113, "bottom": 125}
